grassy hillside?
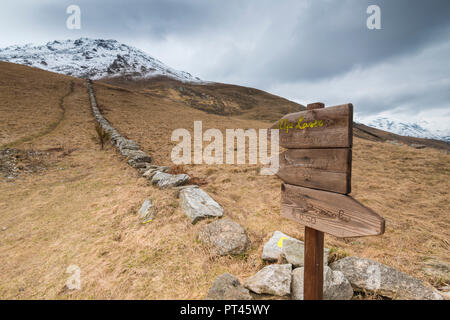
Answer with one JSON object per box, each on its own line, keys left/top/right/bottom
{"left": 101, "top": 76, "right": 305, "bottom": 121}
{"left": 0, "top": 62, "right": 448, "bottom": 299}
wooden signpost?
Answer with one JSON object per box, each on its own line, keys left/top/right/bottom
{"left": 272, "top": 102, "right": 385, "bottom": 300}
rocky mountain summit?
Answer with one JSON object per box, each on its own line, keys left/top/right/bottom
{"left": 0, "top": 38, "right": 200, "bottom": 82}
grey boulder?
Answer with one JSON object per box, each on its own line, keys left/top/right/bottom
{"left": 157, "top": 174, "right": 190, "bottom": 189}
{"left": 151, "top": 172, "right": 190, "bottom": 189}
{"left": 121, "top": 149, "right": 152, "bottom": 163}
{"left": 206, "top": 273, "right": 252, "bottom": 300}
{"left": 151, "top": 172, "right": 172, "bottom": 184}
{"left": 244, "top": 264, "right": 292, "bottom": 296}
{"left": 179, "top": 188, "right": 223, "bottom": 224}
{"left": 143, "top": 168, "right": 160, "bottom": 179}
{"left": 127, "top": 159, "right": 149, "bottom": 168}
{"left": 291, "top": 266, "right": 353, "bottom": 300}
{"left": 262, "top": 231, "right": 329, "bottom": 267}
{"left": 143, "top": 165, "right": 170, "bottom": 177}
{"left": 116, "top": 138, "right": 139, "bottom": 151}
{"left": 330, "top": 256, "right": 443, "bottom": 300}
{"left": 138, "top": 199, "right": 154, "bottom": 223}
{"left": 198, "top": 219, "right": 250, "bottom": 256}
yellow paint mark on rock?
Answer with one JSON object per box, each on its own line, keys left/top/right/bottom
{"left": 277, "top": 237, "right": 289, "bottom": 248}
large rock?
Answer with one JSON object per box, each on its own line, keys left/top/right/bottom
{"left": 143, "top": 168, "right": 160, "bottom": 179}
{"left": 198, "top": 219, "right": 250, "bottom": 256}
{"left": 180, "top": 188, "right": 223, "bottom": 224}
{"left": 151, "top": 172, "right": 172, "bottom": 184}
{"left": 116, "top": 138, "right": 139, "bottom": 151}
{"left": 330, "top": 256, "right": 443, "bottom": 300}
{"left": 206, "top": 273, "right": 252, "bottom": 300}
{"left": 127, "top": 159, "right": 149, "bottom": 168}
{"left": 291, "top": 266, "right": 353, "bottom": 300}
{"left": 121, "top": 149, "right": 152, "bottom": 163}
{"left": 244, "top": 264, "right": 292, "bottom": 296}
{"left": 151, "top": 172, "right": 190, "bottom": 189}
{"left": 262, "top": 231, "right": 329, "bottom": 267}
{"left": 138, "top": 199, "right": 154, "bottom": 223}
{"left": 142, "top": 166, "right": 170, "bottom": 178}
{"left": 157, "top": 174, "right": 190, "bottom": 189}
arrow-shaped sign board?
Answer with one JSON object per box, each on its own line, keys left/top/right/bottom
{"left": 281, "top": 183, "right": 385, "bottom": 238}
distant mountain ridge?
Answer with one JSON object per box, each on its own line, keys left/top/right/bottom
{"left": 358, "top": 117, "right": 450, "bottom": 143}
{"left": 0, "top": 38, "right": 201, "bottom": 82}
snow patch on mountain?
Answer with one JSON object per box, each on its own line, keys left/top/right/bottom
{"left": 0, "top": 38, "right": 201, "bottom": 82}
{"left": 356, "top": 115, "right": 450, "bottom": 142}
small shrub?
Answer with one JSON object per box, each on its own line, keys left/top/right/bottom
{"left": 169, "top": 165, "right": 187, "bottom": 175}
{"left": 205, "top": 168, "right": 217, "bottom": 176}
{"left": 327, "top": 247, "right": 349, "bottom": 264}
{"left": 169, "top": 165, "right": 207, "bottom": 186}
{"left": 94, "top": 123, "right": 111, "bottom": 150}
{"left": 189, "top": 176, "right": 208, "bottom": 186}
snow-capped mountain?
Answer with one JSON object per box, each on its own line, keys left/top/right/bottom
{"left": 357, "top": 117, "right": 450, "bottom": 142}
{"left": 0, "top": 38, "right": 201, "bottom": 82}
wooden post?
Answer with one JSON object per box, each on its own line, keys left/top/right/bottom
{"left": 303, "top": 102, "right": 325, "bottom": 300}
{"left": 304, "top": 226, "right": 324, "bottom": 300}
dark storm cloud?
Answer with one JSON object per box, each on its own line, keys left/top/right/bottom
{"left": 46, "top": 0, "right": 450, "bottom": 82}
{"left": 1, "top": 0, "right": 449, "bottom": 122}
{"left": 13, "top": 0, "right": 450, "bottom": 80}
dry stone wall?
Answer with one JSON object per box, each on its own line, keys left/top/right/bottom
{"left": 87, "top": 80, "right": 225, "bottom": 221}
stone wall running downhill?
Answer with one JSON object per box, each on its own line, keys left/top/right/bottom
{"left": 87, "top": 79, "right": 152, "bottom": 169}
{"left": 86, "top": 79, "right": 224, "bottom": 218}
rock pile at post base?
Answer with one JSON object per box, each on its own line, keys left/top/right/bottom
{"left": 291, "top": 266, "right": 353, "bottom": 300}
{"left": 244, "top": 264, "right": 292, "bottom": 297}
{"left": 206, "top": 231, "right": 444, "bottom": 300}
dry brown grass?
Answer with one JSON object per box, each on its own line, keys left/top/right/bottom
{"left": 0, "top": 62, "right": 448, "bottom": 300}
{"left": 101, "top": 76, "right": 304, "bottom": 121}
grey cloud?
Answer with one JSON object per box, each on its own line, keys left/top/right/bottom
{"left": 1, "top": 0, "right": 449, "bottom": 120}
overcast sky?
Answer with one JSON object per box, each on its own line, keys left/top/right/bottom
{"left": 1, "top": 0, "right": 449, "bottom": 129}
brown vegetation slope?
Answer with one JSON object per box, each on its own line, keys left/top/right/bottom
{"left": 0, "top": 62, "right": 448, "bottom": 299}
{"left": 101, "top": 76, "right": 305, "bottom": 121}
{"left": 0, "top": 62, "right": 72, "bottom": 148}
